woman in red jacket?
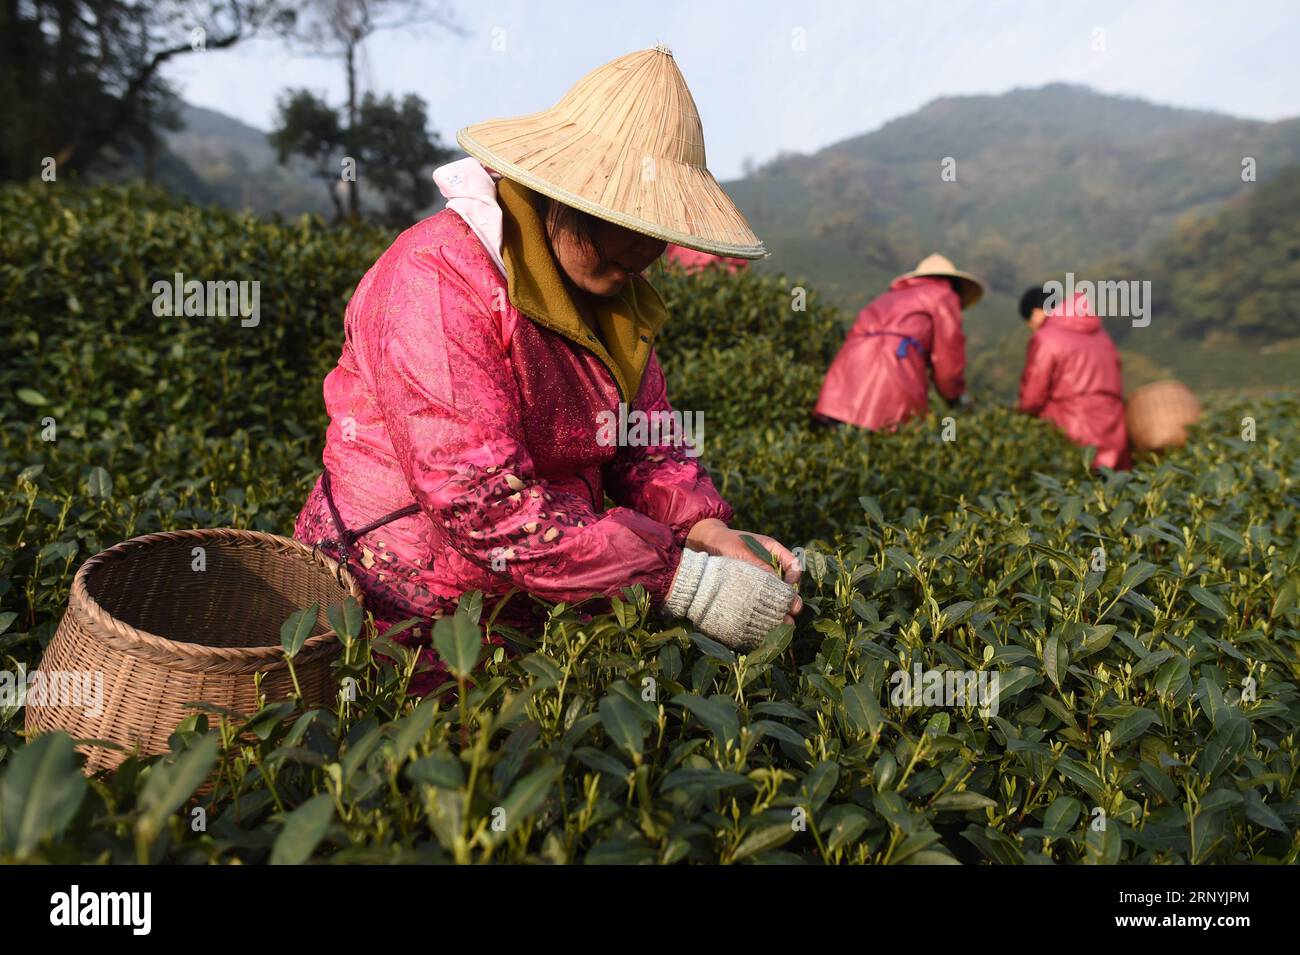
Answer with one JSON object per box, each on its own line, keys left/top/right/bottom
{"left": 294, "top": 48, "right": 801, "bottom": 693}
{"left": 664, "top": 244, "right": 750, "bottom": 274}
{"left": 814, "top": 254, "right": 984, "bottom": 431}
{"left": 1017, "top": 286, "right": 1131, "bottom": 470}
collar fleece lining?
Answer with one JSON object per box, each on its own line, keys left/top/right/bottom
{"left": 497, "top": 177, "right": 668, "bottom": 403}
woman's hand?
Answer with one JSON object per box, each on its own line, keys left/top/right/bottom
{"left": 685, "top": 518, "right": 803, "bottom": 621}
{"left": 664, "top": 549, "right": 799, "bottom": 650}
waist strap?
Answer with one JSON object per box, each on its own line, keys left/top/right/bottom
{"left": 862, "top": 330, "right": 927, "bottom": 360}
{"left": 319, "top": 469, "right": 421, "bottom": 574}
{"left": 1053, "top": 389, "right": 1125, "bottom": 403}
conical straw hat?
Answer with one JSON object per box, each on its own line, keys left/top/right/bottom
{"left": 457, "top": 46, "right": 765, "bottom": 259}
{"left": 893, "top": 253, "right": 985, "bottom": 307}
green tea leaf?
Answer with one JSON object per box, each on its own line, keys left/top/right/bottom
{"left": 672, "top": 693, "right": 739, "bottom": 747}
{"left": 1044, "top": 634, "right": 1069, "bottom": 689}
{"left": 598, "top": 694, "right": 645, "bottom": 759}
{"left": 84, "top": 466, "right": 113, "bottom": 499}
{"left": 744, "top": 622, "right": 793, "bottom": 667}
{"left": 1154, "top": 656, "right": 1190, "bottom": 700}
{"left": 270, "top": 794, "right": 334, "bottom": 864}
{"left": 932, "top": 791, "right": 995, "bottom": 811}
{"left": 738, "top": 534, "right": 774, "bottom": 564}
{"left": 0, "top": 733, "right": 87, "bottom": 859}
{"left": 136, "top": 734, "right": 220, "bottom": 845}
{"left": 731, "top": 822, "right": 795, "bottom": 861}
{"left": 434, "top": 608, "right": 482, "bottom": 679}
{"left": 484, "top": 764, "right": 563, "bottom": 843}
{"left": 406, "top": 751, "right": 465, "bottom": 789}
{"left": 842, "top": 680, "right": 884, "bottom": 737}
{"left": 1043, "top": 796, "right": 1082, "bottom": 835}
{"left": 1110, "top": 708, "right": 1160, "bottom": 746}
{"left": 280, "top": 603, "right": 320, "bottom": 658}
{"left": 1187, "top": 585, "right": 1231, "bottom": 620}
{"left": 326, "top": 597, "right": 363, "bottom": 642}
{"left": 1270, "top": 576, "right": 1297, "bottom": 619}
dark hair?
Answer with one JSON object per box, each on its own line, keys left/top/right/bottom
{"left": 532, "top": 191, "right": 610, "bottom": 271}
{"left": 1019, "top": 285, "right": 1051, "bottom": 320}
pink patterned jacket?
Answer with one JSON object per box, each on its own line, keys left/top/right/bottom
{"left": 813, "top": 277, "right": 967, "bottom": 431}
{"left": 1018, "top": 292, "right": 1131, "bottom": 470}
{"left": 665, "top": 244, "right": 750, "bottom": 274}
{"left": 295, "top": 159, "right": 733, "bottom": 687}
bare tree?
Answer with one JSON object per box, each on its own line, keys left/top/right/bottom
{"left": 282, "top": 0, "right": 463, "bottom": 220}
{"left": 1, "top": 1, "right": 293, "bottom": 180}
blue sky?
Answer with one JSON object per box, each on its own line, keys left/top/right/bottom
{"left": 167, "top": 0, "right": 1300, "bottom": 180}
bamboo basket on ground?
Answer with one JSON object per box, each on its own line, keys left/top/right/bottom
{"left": 1125, "top": 379, "right": 1203, "bottom": 453}
{"left": 24, "top": 528, "right": 362, "bottom": 774}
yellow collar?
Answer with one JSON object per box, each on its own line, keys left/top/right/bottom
{"left": 497, "top": 177, "right": 668, "bottom": 403}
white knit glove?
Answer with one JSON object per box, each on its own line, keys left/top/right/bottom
{"left": 664, "top": 548, "right": 796, "bottom": 651}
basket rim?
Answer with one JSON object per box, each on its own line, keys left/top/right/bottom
{"left": 69, "top": 528, "right": 364, "bottom": 666}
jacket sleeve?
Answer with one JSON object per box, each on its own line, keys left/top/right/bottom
{"left": 1017, "top": 335, "right": 1054, "bottom": 415}
{"left": 602, "top": 353, "right": 735, "bottom": 546}
{"left": 929, "top": 294, "right": 966, "bottom": 401}
{"left": 368, "top": 246, "right": 682, "bottom": 604}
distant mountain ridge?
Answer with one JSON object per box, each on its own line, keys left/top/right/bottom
{"left": 155, "top": 85, "right": 1300, "bottom": 295}
{"left": 730, "top": 82, "right": 1300, "bottom": 309}
{"left": 136, "top": 87, "right": 1297, "bottom": 394}
{"left": 162, "top": 104, "right": 337, "bottom": 217}
{"left": 718, "top": 82, "right": 1299, "bottom": 395}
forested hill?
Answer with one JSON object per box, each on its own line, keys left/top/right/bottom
{"left": 1108, "top": 165, "right": 1300, "bottom": 345}
{"left": 118, "top": 86, "right": 1298, "bottom": 393}
{"left": 729, "top": 83, "right": 1300, "bottom": 313}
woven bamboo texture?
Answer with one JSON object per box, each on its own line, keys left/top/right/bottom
{"left": 458, "top": 46, "right": 765, "bottom": 259}
{"left": 24, "top": 528, "right": 362, "bottom": 774}
{"left": 1126, "top": 379, "right": 1202, "bottom": 452}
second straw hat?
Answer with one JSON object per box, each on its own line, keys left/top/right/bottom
{"left": 457, "top": 45, "right": 765, "bottom": 259}
{"left": 893, "top": 253, "right": 985, "bottom": 308}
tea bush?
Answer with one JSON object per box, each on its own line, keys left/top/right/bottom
{"left": 1, "top": 183, "right": 1297, "bottom": 864}
{"left": 651, "top": 261, "right": 842, "bottom": 367}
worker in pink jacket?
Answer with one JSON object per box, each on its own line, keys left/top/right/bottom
{"left": 814, "top": 254, "right": 984, "bottom": 431}
{"left": 1017, "top": 286, "right": 1131, "bottom": 470}
{"left": 294, "top": 49, "right": 801, "bottom": 694}
{"left": 665, "top": 244, "right": 750, "bottom": 274}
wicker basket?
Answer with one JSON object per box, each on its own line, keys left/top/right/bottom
{"left": 1126, "top": 379, "right": 1202, "bottom": 452}
{"left": 24, "top": 528, "right": 362, "bottom": 774}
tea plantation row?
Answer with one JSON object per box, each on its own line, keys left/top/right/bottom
{"left": 1, "top": 183, "right": 1297, "bottom": 864}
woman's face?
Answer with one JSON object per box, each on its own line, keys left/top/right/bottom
{"left": 546, "top": 204, "right": 667, "bottom": 297}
